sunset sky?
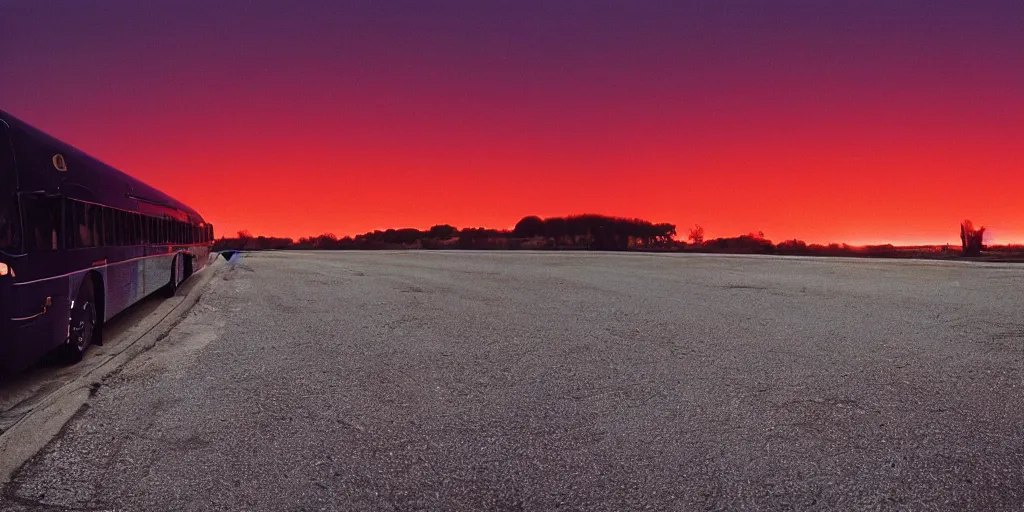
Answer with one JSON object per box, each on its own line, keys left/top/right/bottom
{"left": 2, "top": 1, "right": 1022, "bottom": 245}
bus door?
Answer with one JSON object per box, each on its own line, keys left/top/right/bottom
{"left": 0, "top": 119, "right": 22, "bottom": 373}
{"left": 0, "top": 119, "right": 19, "bottom": 257}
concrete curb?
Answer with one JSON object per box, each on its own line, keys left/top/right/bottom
{"left": 0, "top": 258, "right": 225, "bottom": 485}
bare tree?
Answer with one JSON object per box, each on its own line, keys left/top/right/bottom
{"left": 960, "top": 220, "right": 985, "bottom": 256}
{"left": 688, "top": 225, "right": 705, "bottom": 245}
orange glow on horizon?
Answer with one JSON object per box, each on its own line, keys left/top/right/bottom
{"left": 16, "top": 109, "right": 1019, "bottom": 247}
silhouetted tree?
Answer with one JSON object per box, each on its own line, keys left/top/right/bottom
{"left": 544, "top": 217, "right": 568, "bottom": 245}
{"left": 960, "top": 220, "right": 985, "bottom": 256}
{"left": 427, "top": 224, "right": 458, "bottom": 239}
{"left": 776, "top": 239, "right": 809, "bottom": 254}
{"left": 383, "top": 228, "right": 425, "bottom": 244}
{"left": 314, "top": 233, "right": 338, "bottom": 249}
{"left": 688, "top": 225, "right": 705, "bottom": 245}
{"left": 457, "top": 227, "right": 503, "bottom": 249}
{"left": 337, "top": 236, "right": 356, "bottom": 249}
{"left": 704, "top": 234, "right": 774, "bottom": 254}
{"left": 513, "top": 216, "right": 545, "bottom": 238}
{"left": 639, "top": 222, "right": 677, "bottom": 248}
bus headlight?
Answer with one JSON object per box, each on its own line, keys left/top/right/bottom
{"left": 0, "top": 262, "right": 12, "bottom": 277}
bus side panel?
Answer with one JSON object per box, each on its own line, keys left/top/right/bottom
{"left": 103, "top": 248, "right": 148, "bottom": 321}
{"left": 174, "top": 251, "right": 185, "bottom": 285}
{"left": 143, "top": 251, "right": 175, "bottom": 297}
{"left": 0, "top": 317, "right": 53, "bottom": 373}
{"left": 192, "top": 245, "right": 211, "bottom": 273}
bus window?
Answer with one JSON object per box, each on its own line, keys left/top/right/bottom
{"left": 103, "top": 208, "right": 115, "bottom": 246}
{"left": 79, "top": 202, "right": 91, "bottom": 247}
{"left": 125, "top": 212, "right": 133, "bottom": 245}
{"left": 112, "top": 209, "right": 121, "bottom": 246}
{"left": 106, "top": 208, "right": 115, "bottom": 246}
{"left": 131, "top": 213, "right": 141, "bottom": 245}
{"left": 120, "top": 211, "right": 129, "bottom": 245}
{"left": 119, "top": 210, "right": 128, "bottom": 245}
{"left": 127, "top": 211, "right": 135, "bottom": 245}
{"left": 93, "top": 206, "right": 103, "bottom": 246}
{"left": 87, "top": 204, "right": 102, "bottom": 247}
{"left": 95, "top": 207, "right": 103, "bottom": 247}
{"left": 21, "top": 195, "right": 61, "bottom": 251}
{"left": 63, "top": 199, "right": 76, "bottom": 249}
{"left": 70, "top": 201, "right": 90, "bottom": 248}
{"left": 114, "top": 210, "right": 123, "bottom": 246}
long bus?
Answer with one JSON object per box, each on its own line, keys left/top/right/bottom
{"left": 0, "top": 110, "right": 213, "bottom": 374}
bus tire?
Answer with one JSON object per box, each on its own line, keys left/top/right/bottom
{"left": 63, "top": 278, "right": 98, "bottom": 364}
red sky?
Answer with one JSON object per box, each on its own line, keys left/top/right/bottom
{"left": 2, "top": 1, "right": 1022, "bottom": 245}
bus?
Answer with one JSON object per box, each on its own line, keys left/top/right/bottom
{"left": 0, "top": 110, "right": 213, "bottom": 375}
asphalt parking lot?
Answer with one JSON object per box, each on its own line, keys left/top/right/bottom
{"left": 3, "top": 251, "right": 1023, "bottom": 510}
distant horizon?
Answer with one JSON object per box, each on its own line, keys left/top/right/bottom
{"left": 223, "top": 215, "right": 1021, "bottom": 248}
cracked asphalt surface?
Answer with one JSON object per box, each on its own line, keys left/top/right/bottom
{"left": 3, "top": 251, "right": 1023, "bottom": 511}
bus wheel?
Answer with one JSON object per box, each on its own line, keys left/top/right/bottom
{"left": 64, "top": 279, "right": 98, "bottom": 363}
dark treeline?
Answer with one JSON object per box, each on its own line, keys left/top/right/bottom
{"left": 215, "top": 214, "right": 678, "bottom": 252}
{"left": 213, "top": 215, "right": 1024, "bottom": 260}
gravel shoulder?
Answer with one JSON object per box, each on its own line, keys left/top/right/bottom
{"left": 3, "top": 251, "right": 1023, "bottom": 511}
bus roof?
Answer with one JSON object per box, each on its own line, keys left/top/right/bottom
{"left": 0, "top": 109, "right": 206, "bottom": 224}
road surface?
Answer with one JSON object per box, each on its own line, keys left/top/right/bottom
{"left": 3, "top": 251, "right": 1023, "bottom": 510}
